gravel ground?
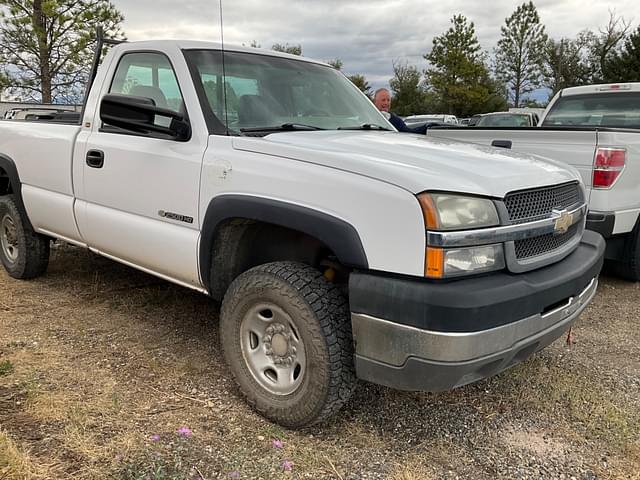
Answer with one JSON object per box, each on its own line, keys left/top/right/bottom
{"left": 0, "top": 243, "right": 638, "bottom": 479}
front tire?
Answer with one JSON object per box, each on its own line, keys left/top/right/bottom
{"left": 0, "top": 196, "right": 50, "bottom": 279}
{"left": 220, "top": 261, "right": 356, "bottom": 427}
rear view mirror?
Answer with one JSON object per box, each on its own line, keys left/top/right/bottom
{"left": 99, "top": 94, "right": 191, "bottom": 141}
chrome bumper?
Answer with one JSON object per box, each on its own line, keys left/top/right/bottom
{"left": 352, "top": 277, "right": 598, "bottom": 391}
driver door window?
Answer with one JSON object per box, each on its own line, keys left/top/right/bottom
{"left": 109, "top": 52, "right": 184, "bottom": 113}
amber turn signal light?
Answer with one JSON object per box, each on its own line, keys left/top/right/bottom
{"left": 417, "top": 193, "right": 439, "bottom": 230}
{"left": 425, "top": 247, "right": 444, "bottom": 278}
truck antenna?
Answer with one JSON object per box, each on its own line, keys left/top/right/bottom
{"left": 219, "top": 0, "right": 229, "bottom": 134}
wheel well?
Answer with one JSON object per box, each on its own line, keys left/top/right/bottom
{"left": 208, "top": 218, "right": 347, "bottom": 301}
{"left": 0, "top": 167, "right": 12, "bottom": 195}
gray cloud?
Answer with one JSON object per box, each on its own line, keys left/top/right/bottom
{"left": 115, "top": 0, "right": 636, "bottom": 90}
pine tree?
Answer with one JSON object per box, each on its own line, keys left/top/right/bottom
{"left": 389, "top": 60, "right": 426, "bottom": 116}
{"left": 494, "top": 1, "right": 548, "bottom": 107}
{"left": 326, "top": 58, "right": 343, "bottom": 70}
{"left": 424, "top": 15, "right": 501, "bottom": 116}
{"left": 543, "top": 37, "right": 591, "bottom": 95}
{"left": 0, "top": 0, "right": 125, "bottom": 103}
{"left": 271, "top": 43, "right": 302, "bottom": 56}
{"left": 346, "top": 74, "right": 371, "bottom": 96}
{"left": 605, "top": 26, "right": 640, "bottom": 82}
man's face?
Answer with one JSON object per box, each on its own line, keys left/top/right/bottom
{"left": 374, "top": 90, "right": 391, "bottom": 112}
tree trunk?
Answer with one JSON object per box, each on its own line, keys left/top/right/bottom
{"left": 32, "top": 0, "right": 51, "bottom": 103}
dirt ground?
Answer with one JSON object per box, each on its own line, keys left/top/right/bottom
{"left": 0, "top": 243, "right": 639, "bottom": 480}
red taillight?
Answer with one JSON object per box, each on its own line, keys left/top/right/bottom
{"left": 593, "top": 147, "right": 626, "bottom": 188}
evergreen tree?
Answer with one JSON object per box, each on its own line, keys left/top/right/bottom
{"left": 271, "top": 43, "right": 302, "bottom": 56}
{"left": 389, "top": 60, "right": 426, "bottom": 116}
{"left": 606, "top": 26, "right": 640, "bottom": 82}
{"left": 0, "top": 70, "right": 9, "bottom": 100}
{"left": 543, "top": 37, "right": 591, "bottom": 95}
{"left": 346, "top": 74, "right": 371, "bottom": 96}
{"left": 424, "top": 14, "right": 500, "bottom": 117}
{"left": 494, "top": 1, "right": 548, "bottom": 107}
{"left": 326, "top": 58, "right": 343, "bottom": 70}
{"left": 582, "top": 11, "right": 631, "bottom": 82}
{"left": 0, "top": 0, "right": 124, "bottom": 103}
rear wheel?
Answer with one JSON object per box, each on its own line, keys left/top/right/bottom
{"left": 614, "top": 226, "right": 640, "bottom": 281}
{"left": 0, "top": 196, "right": 50, "bottom": 279}
{"left": 220, "top": 261, "right": 356, "bottom": 427}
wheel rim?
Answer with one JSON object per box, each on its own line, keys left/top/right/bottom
{"left": 1, "top": 214, "right": 19, "bottom": 264}
{"left": 239, "top": 302, "right": 307, "bottom": 396}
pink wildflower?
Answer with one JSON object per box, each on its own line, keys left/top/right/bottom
{"left": 177, "top": 426, "right": 193, "bottom": 437}
{"left": 272, "top": 439, "right": 283, "bottom": 449}
{"left": 151, "top": 434, "right": 161, "bottom": 442}
{"left": 282, "top": 460, "right": 294, "bottom": 471}
{"left": 229, "top": 471, "right": 241, "bottom": 478}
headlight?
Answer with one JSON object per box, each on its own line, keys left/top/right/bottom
{"left": 417, "top": 193, "right": 499, "bottom": 230}
{"left": 417, "top": 192, "right": 504, "bottom": 278}
{"left": 426, "top": 244, "right": 505, "bottom": 278}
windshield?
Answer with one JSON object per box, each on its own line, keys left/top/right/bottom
{"left": 183, "top": 49, "right": 390, "bottom": 134}
{"left": 476, "top": 114, "right": 531, "bottom": 127}
{"left": 542, "top": 92, "right": 640, "bottom": 129}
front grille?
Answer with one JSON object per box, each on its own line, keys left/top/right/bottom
{"left": 504, "top": 182, "right": 582, "bottom": 224}
{"left": 514, "top": 222, "right": 580, "bottom": 259}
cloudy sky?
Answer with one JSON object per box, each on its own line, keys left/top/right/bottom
{"left": 115, "top": 0, "right": 636, "bottom": 96}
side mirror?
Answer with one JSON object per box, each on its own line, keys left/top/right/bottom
{"left": 99, "top": 93, "right": 191, "bottom": 141}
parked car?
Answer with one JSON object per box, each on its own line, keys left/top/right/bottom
{"left": 509, "top": 107, "right": 545, "bottom": 120}
{"left": 467, "top": 114, "right": 483, "bottom": 126}
{"left": 405, "top": 114, "right": 459, "bottom": 125}
{"left": 474, "top": 112, "right": 539, "bottom": 127}
{"left": 0, "top": 38, "right": 604, "bottom": 427}
{"left": 427, "top": 82, "right": 640, "bottom": 280}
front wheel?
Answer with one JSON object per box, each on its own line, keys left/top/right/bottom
{"left": 0, "top": 196, "right": 50, "bottom": 279}
{"left": 220, "top": 262, "right": 356, "bottom": 427}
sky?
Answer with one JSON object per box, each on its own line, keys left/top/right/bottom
{"left": 114, "top": 1, "right": 637, "bottom": 101}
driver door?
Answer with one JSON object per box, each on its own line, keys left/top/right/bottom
{"left": 75, "top": 50, "right": 205, "bottom": 289}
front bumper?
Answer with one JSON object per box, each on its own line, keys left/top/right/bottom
{"left": 349, "top": 230, "right": 605, "bottom": 391}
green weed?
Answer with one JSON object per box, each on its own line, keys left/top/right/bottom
{"left": 0, "top": 360, "right": 14, "bottom": 377}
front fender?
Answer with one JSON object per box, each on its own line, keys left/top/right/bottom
{"left": 199, "top": 194, "right": 368, "bottom": 291}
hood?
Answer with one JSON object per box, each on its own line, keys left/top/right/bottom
{"left": 232, "top": 131, "right": 580, "bottom": 198}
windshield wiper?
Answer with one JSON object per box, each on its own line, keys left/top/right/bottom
{"left": 240, "top": 123, "right": 325, "bottom": 133}
{"left": 337, "top": 123, "right": 392, "bottom": 131}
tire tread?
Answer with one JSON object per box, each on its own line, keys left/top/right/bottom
{"left": 220, "top": 261, "right": 356, "bottom": 427}
{"left": 0, "top": 195, "right": 49, "bottom": 279}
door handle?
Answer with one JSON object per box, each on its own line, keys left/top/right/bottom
{"left": 86, "top": 149, "right": 104, "bottom": 168}
{"left": 491, "top": 140, "right": 512, "bottom": 149}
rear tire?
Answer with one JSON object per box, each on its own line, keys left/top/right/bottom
{"left": 220, "top": 261, "right": 356, "bottom": 427}
{"left": 612, "top": 224, "right": 640, "bottom": 281}
{"left": 0, "top": 196, "right": 50, "bottom": 279}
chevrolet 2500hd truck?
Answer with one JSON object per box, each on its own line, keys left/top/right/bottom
{"left": 0, "top": 39, "right": 604, "bottom": 427}
{"left": 427, "top": 83, "right": 640, "bottom": 280}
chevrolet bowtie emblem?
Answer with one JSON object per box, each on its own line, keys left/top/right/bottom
{"left": 553, "top": 209, "right": 573, "bottom": 234}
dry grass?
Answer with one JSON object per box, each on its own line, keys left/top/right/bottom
{"left": 0, "top": 430, "right": 46, "bottom": 480}
{"left": 0, "top": 243, "right": 639, "bottom": 479}
{"left": 493, "top": 356, "right": 640, "bottom": 448}
{"left": 388, "top": 464, "right": 436, "bottom": 480}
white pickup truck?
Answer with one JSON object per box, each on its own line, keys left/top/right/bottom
{"left": 428, "top": 83, "right": 640, "bottom": 280}
{"left": 0, "top": 39, "right": 605, "bottom": 427}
